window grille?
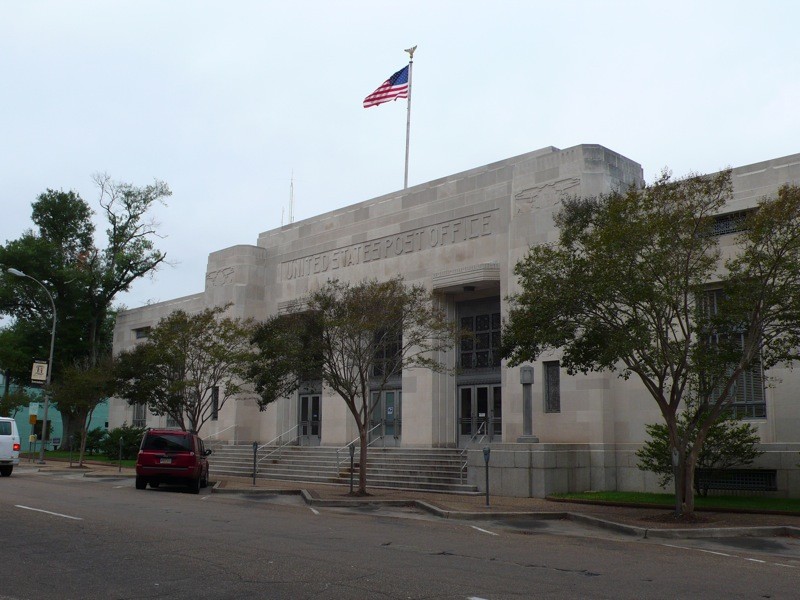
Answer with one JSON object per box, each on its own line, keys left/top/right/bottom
{"left": 711, "top": 210, "right": 752, "bottom": 236}
{"left": 211, "top": 386, "right": 219, "bottom": 421}
{"left": 460, "top": 312, "right": 501, "bottom": 369}
{"left": 703, "top": 289, "right": 766, "bottom": 418}
{"left": 695, "top": 469, "right": 776, "bottom": 492}
{"left": 372, "top": 328, "right": 402, "bottom": 377}
{"left": 544, "top": 361, "right": 561, "bottom": 413}
{"left": 132, "top": 403, "right": 147, "bottom": 428}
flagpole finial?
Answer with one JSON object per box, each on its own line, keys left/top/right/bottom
{"left": 404, "top": 45, "right": 417, "bottom": 60}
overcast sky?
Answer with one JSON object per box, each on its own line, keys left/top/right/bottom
{"left": 2, "top": 0, "right": 798, "bottom": 311}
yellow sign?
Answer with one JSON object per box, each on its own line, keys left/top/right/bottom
{"left": 29, "top": 414, "right": 37, "bottom": 425}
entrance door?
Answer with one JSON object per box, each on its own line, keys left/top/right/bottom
{"left": 369, "top": 390, "right": 402, "bottom": 447}
{"left": 298, "top": 394, "right": 321, "bottom": 446}
{"left": 458, "top": 385, "right": 501, "bottom": 446}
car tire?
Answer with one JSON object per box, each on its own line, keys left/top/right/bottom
{"left": 200, "top": 467, "right": 208, "bottom": 489}
{"left": 135, "top": 476, "right": 147, "bottom": 490}
{"left": 0, "top": 466, "right": 12, "bottom": 477}
{"left": 188, "top": 476, "right": 201, "bottom": 494}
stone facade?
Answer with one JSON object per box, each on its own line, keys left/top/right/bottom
{"left": 110, "top": 144, "right": 800, "bottom": 497}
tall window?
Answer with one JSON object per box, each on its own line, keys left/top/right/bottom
{"left": 211, "top": 386, "right": 219, "bottom": 421}
{"left": 373, "top": 328, "right": 402, "bottom": 377}
{"left": 460, "top": 312, "right": 501, "bottom": 369}
{"left": 544, "top": 361, "right": 561, "bottom": 413}
{"left": 132, "top": 403, "right": 147, "bottom": 428}
{"left": 703, "top": 289, "right": 766, "bottom": 418}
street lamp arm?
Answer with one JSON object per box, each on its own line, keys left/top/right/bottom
{"left": 6, "top": 267, "right": 57, "bottom": 463}
{"left": 6, "top": 268, "right": 57, "bottom": 384}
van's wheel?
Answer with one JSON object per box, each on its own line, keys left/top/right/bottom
{"left": 200, "top": 467, "right": 208, "bottom": 488}
{"left": 0, "top": 466, "right": 12, "bottom": 477}
{"left": 135, "top": 476, "right": 147, "bottom": 490}
{"left": 188, "top": 476, "right": 201, "bottom": 494}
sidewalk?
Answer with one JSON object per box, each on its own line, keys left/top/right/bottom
{"left": 31, "top": 459, "right": 800, "bottom": 539}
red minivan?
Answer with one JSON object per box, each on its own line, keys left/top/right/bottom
{"left": 135, "top": 429, "right": 212, "bottom": 494}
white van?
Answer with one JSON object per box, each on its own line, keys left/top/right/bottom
{"left": 0, "top": 417, "right": 21, "bottom": 476}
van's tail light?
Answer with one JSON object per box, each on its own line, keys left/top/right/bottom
{"left": 13, "top": 443, "right": 20, "bottom": 451}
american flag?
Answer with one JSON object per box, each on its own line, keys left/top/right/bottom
{"left": 363, "top": 65, "right": 409, "bottom": 108}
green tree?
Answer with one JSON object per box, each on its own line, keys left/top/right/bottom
{"left": 503, "top": 171, "right": 800, "bottom": 516}
{"left": 249, "top": 277, "right": 457, "bottom": 495}
{"left": 636, "top": 406, "right": 763, "bottom": 496}
{"left": 0, "top": 177, "right": 170, "bottom": 443}
{"left": 51, "top": 358, "right": 113, "bottom": 466}
{"left": 1, "top": 375, "right": 33, "bottom": 418}
{"left": 114, "top": 306, "right": 254, "bottom": 434}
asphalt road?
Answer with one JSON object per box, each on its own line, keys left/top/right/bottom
{"left": 1, "top": 466, "right": 798, "bottom": 599}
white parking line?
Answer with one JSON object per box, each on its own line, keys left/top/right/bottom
{"left": 15, "top": 505, "right": 83, "bottom": 520}
{"left": 309, "top": 507, "right": 320, "bottom": 515}
{"left": 661, "top": 542, "right": 798, "bottom": 569}
{"left": 662, "top": 544, "right": 731, "bottom": 557}
{"left": 470, "top": 526, "right": 498, "bottom": 536}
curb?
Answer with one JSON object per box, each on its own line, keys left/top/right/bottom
{"left": 209, "top": 485, "right": 800, "bottom": 539}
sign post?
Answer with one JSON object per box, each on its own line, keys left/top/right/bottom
{"left": 483, "top": 446, "right": 491, "bottom": 507}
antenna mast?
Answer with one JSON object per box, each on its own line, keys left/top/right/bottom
{"left": 289, "top": 171, "right": 295, "bottom": 224}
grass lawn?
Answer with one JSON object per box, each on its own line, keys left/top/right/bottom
{"left": 20, "top": 451, "right": 136, "bottom": 469}
{"left": 549, "top": 490, "right": 800, "bottom": 513}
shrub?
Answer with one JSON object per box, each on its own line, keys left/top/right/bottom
{"left": 101, "top": 425, "right": 146, "bottom": 461}
{"left": 636, "top": 409, "right": 763, "bottom": 496}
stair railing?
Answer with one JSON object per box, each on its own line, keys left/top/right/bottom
{"left": 255, "top": 424, "right": 300, "bottom": 473}
{"left": 204, "top": 424, "right": 237, "bottom": 451}
{"left": 334, "top": 422, "right": 383, "bottom": 474}
{"left": 367, "top": 420, "right": 386, "bottom": 448}
{"left": 459, "top": 421, "right": 487, "bottom": 483}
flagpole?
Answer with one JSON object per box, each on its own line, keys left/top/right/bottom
{"left": 403, "top": 45, "right": 416, "bottom": 189}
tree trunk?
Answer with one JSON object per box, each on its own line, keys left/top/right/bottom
{"left": 77, "top": 407, "right": 94, "bottom": 467}
{"left": 59, "top": 411, "right": 79, "bottom": 452}
{"left": 672, "top": 449, "right": 684, "bottom": 518}
{"left": 357, "top": 425, "right": 368, "bottom": 495}
{"left": 672, "top": 445, "right": 699, "bottom": 517}
{"left": 668, "top": 418, "right": 683, "bottom": 518}
{"left": 682, "top": 445, "right": 699, "bottom": 515}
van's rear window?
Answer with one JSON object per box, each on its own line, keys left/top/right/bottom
{"left": 0, "top": 422, "right": 11, "bottom": 435}
{"left": 142, "top": 433, "right": 192, "bottom": 452}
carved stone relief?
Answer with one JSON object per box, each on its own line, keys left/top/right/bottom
{"left": 206, "top": 267, "right": 236, "bottom": 287}
{"left": 514, "top": 177, "right": 581, "bottom": 213}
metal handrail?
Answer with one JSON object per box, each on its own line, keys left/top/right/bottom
{"left": 256, "top": 424, "right": 300, "bottom": 467}
{"left": 335, "top": 422, "right": 383, "bottom": 472}
{"left": 204, "top": 424, "right": 237, "bottom": 444}
{"left": 459, "top": 421, "right": 487, "bottom": 483}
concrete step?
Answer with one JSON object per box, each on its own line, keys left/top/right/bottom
{"left": 208, "top": 444, "right": 476, "bottom": 493}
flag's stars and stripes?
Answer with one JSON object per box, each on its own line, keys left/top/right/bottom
{"left": 363, "top": 65, "right": 409, "bottom": 108}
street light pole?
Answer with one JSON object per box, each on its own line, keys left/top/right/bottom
{"left": 7, "top": 268, "right": 56, "bottom": 463}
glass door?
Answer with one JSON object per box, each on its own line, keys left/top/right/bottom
{"left": 458, "top": 385, "right": 501, "bottom": 446}
{"left": 369, "top": 390, "right": 402, "bottom": 447}
{"left": 298, "top": 394, "right": 321, "bottom": 446}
